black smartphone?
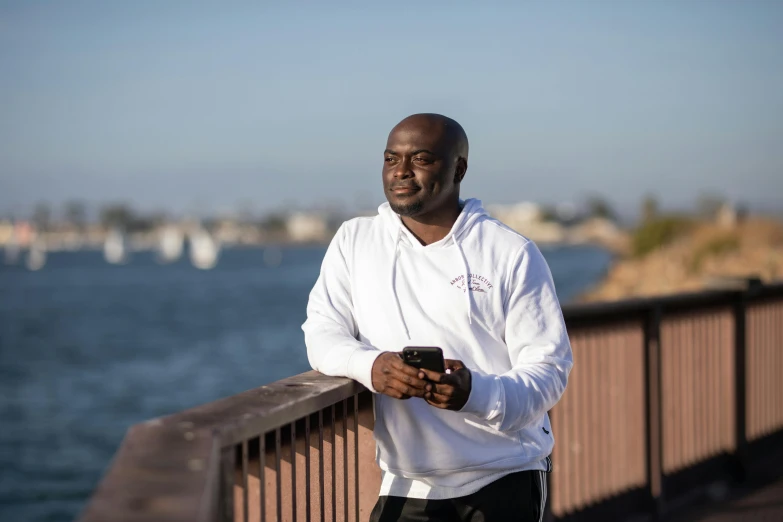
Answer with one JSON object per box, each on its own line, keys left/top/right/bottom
{"left": 402, "top": 346, "right": 445, "bottom": 374}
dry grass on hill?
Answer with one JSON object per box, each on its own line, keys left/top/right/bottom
{"left": 578, "top": 217, "right": 783, "bottom": 302}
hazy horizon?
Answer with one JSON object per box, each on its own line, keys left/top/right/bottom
{"left": 2, "top": 1, "right": 782, "bottom": 217}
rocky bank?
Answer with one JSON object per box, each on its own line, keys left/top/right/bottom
{"left": 578, "top": 217, "right": 783, "bottom": 302}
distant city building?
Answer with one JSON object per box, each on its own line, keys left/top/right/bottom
{"left": 486, "top": 202, "right": 543, "bottom": 228}
{"left": 212, "top": 219, "right": 243, "bottom": 245}
{"left": 4, "top": 221, "right": 35, "bottom": 248}
{"left": 286, "top": 213, "right": 329, "bottom": 243}
{"left": 0, "top": 220, "right": 13, "bottom": 246}
{"left": 716, "top": 203, "right": 738, "bottom": 228}
{"left": 486, "top": 202, "right": 566, "bottom": 244}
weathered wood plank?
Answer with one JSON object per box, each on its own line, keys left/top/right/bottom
{"left": 79, "top": 371, "right": 364, "bottom": 522}
{"left": 79, "top": 420, "right": 220, "bottom": 522}
{"left": 157, "top": 372, "right": 364, "bottom": 448}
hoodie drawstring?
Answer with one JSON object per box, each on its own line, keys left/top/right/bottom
{"left": 390, "top": 228, "right": 412, "bottom": 339}
{"left": 454, "top": 238, "right": 473, "bottom": 325}
{"left": 385, "top": 199, "right": 483, "bottom": 335}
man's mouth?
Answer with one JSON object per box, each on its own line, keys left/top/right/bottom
{"left": 390, "top": 184, "right": 420, "bottom": 194}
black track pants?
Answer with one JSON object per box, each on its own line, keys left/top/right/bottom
{"left": 369, "top": 469, "right": 548, "bottom": 522}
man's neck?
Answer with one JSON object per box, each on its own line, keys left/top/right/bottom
{"left": 400, "top": 202, "right": 463, "bottom": 246}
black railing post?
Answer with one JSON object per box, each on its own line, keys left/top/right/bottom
{"left": 732, "top": 285, "right": 751, "bottom": 483}
{"left": 220, "top": 446, "right": 235, "bottom": 522}
{"left": 644, "top": 305, "right": 664, "bottom": 519}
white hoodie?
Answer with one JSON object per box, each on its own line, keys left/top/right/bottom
{"left": 302, "top": 198, "right": 573, "bottom": 499}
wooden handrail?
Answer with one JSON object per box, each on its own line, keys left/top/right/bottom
{"left": 79, "top": 372, "right": 363, "bottom": 521}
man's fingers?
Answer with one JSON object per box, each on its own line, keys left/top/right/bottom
{"left": 389, "top": 368, "right": 428, "bottom": 389}
{"left": 384, "top": 352, "right": 416, "bottom": 374}
{"left": 384, "top": 387, "right": 406, "bottom": 400}
{"left": 444, "top": 359, "right": 465, "bottom": 371}
{"left": 418, "top": 368, "right": 444, "bottom": 382}
{"left": 391, "top": 358, "right": 427, "bottom": 378}
{"left": 398, "top": 372, "right": 428, "bottom": 389}
{"left": 388, "top": 377, "right": 427, "bottom": 398}
{"left": 425, "top": 391, "right": 451, "bottom": 403}
{"left": 436, "top": 372, "right": 460, "bottom": 387}
{"left": 381, "top": 354, "right": 470, "bottom": 409}
{"left": 432, "top": 383, "right": 456, "bottom": 397}
{"left": 383, "top": 355, "right": 427, "bottom": 385}
{"left": 420, "top": 367, "right": 466, "bottom": 385}
{"left": 380, "top": 382, "right": 411, "bottom": 400}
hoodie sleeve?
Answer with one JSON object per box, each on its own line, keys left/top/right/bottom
{"left": 302, "top": 223, "right": 382, "bottom": 392}
{"left": 460, "top": 240, "right": 573, "bottom": 432}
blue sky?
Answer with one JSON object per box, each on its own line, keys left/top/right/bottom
{"left": 1, "top": 0, "right": 782, "bottom": 217}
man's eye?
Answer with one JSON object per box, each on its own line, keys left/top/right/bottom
{"left": 413, "top": 157, "right": 432, "bottom": 164}
{"left": 384, "top": 157, "right": 395, "bottom": 163}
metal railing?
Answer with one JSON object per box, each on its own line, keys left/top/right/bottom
{"left": 79, "top": 282, "right": 783, "bottom": 522}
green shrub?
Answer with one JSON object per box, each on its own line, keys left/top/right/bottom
{"left": 688, "top": 233, "right": 740, "bottom": 272}
{"left": 631, "top": 216, "right": 692, "bottom": 257}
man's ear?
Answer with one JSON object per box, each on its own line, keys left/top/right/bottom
{"left": 454, "top": 157, "right": 468, "bottom": 183}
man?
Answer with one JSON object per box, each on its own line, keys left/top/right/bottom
{"left": 303, "top": 114, "right": 573, "bottom": 521}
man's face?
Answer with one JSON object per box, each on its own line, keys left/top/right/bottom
{"left": 382, "top": 123, "right": 462, "bottom": 217}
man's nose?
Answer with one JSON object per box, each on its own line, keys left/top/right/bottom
{"left": 393, "top": 157, "right": 413, "bottom": 178}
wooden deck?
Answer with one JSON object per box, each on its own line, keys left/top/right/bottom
{"left": 664, "top": 448, "right": 783, "bottom": 522}
{"left": 666, "top": 478, "right": 783, "bottom": 522}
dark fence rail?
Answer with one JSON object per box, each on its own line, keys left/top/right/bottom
{"left": 79, "top": 282, "right": 783, "bottom": 522}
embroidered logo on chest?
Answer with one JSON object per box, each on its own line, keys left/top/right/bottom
{"left": 450, "top": 273, "right": 494, "bottom": 293}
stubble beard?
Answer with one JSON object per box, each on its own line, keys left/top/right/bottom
{"left": 389, "top": 199, "right": 424, "bottom": 217}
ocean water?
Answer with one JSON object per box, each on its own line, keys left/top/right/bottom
{"left": 0, "top": 244, "right": 612, "bottom": 522}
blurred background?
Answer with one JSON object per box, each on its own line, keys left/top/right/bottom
{"left": 1, "top": 1, "right": 781, "bottom": 520}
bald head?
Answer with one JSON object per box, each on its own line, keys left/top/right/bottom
{"left": 382, "top": 113, "right": 469, "bottom": 219}
{"left": 389, "top": 113, "right": 469, "bottom": 161}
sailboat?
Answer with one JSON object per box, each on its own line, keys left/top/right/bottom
{"left": 25, "top": 237, "right": 47, "bottom": 271}
{"left": 157, "top": 225, "right": 184, "bottom": 263}
{"left": 104, "top": 228, "right": 129, "bottom": 264}
{"left": 188, "top": 228, "right": 220, "bottom": 270}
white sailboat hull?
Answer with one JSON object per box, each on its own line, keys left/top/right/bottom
{"left": 188, "top": 230, "right": 220, "bottom": 270}
{"left": 104, "top": 230, "right": 129, "bottom": 265}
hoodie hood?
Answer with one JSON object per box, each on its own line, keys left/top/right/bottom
{"left": 378, "top": 199, "right": 489, "bottom": 338}
{"left": 377, "top": 198, "right": 488, "bottom": 247}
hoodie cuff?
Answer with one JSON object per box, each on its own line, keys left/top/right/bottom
{"left": 346, "top": 348, "right": 382, "bottom": 393}
{"left": 460, "top": 369, "right": 502, "bottom": 421}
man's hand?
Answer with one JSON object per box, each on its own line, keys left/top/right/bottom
{"left": 418, "top": 359, "right": 472, "bottom": 411}
{"left": 371, "top": 352, "right": 429, "bottom": 400}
